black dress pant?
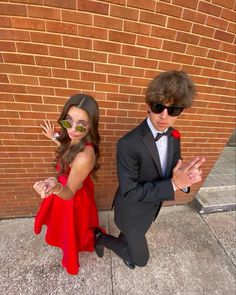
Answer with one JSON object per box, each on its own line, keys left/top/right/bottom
{"left": 97, "top": 231, "right": 149, "bottom": 267}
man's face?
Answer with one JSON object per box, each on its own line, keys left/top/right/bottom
{"left": 147, "top": 102, "right": 182, "bottom": 132}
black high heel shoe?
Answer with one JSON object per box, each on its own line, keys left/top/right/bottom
{"left": 94, "top": 228, "right": 104, "bottom": 258}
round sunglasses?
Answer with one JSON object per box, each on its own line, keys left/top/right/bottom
{"left": 60, "top": 119, "right": 88, "bottom": 133}
{"left": 150, "top": 102, "right": 184, "bottom": 117}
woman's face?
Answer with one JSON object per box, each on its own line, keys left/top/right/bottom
{"left": 64, "top": 106, "right": 90, "bottom": 144}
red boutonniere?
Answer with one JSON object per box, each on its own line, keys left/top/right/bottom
{"left": 171, "top": 129, "right": 181, "bottom": 139}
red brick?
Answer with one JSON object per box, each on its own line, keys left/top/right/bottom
{"left": 28, "top": 6, "right": 60, "bottom": 20}
{"left": 3, "top": 53, "right": 34, "bottom": 65}
{"left": 62, "top": 10, "right": 92, "bottom": 25}
{"left": 221, "top": 8, "right": 235, "bottom": 22}
{"left": 151, "top": 26, "right": 177, "bottom": 40}
{"left": 176, "top": 32, "right": 200, "bottom": 45}
{"left": 214, "top": 30, "right": 235, "bottom": 43}
{"left": 66, "top": 59, "right": 93, "bottom": 71}
{"left": 0, "top": 74, "right": 9, "bottom": 83}
{"left": 31, "top": 104, "right": 58, "bottom": 112}
{"left": 0, "top": 29, "right": 30, "bottom": 41}
{"left": 192, "top": 24, "right": 214, "bottom": 38}
{"left": 78, "top": 0, "right": 109, "bottom": 15}
{"left": 186, "top": 45, "right": 208, "bottom": 57}
{"left": 206, "top": 16, "right": 228, "bottom": 30}
{"left": 148, "top": 49, "right": 172, "bottom": 61}
{"left": 220, "top": 42, "right": 236, "bottom": 54}
{"left": 162, "top": 40, "right": 186, "bottom": 53}
{"left": 110, "top": 5, "right": 139, "bottom": 21}
{"left": 158, "top": 61, "right": 182, "bottom": 71}
{"left": 49, "top": 46, "right": 78, "bottom": 58}
{"left": 199, "top": 37, "right": 221, "bottom": 50}
{"left": 0, "top": 64, "right": 21, "bottom": 74}
{"left": 136, "top": 36, "right": 162, "bottom": 49}
{"left": 44, "top": 0, "right": 76, "bottom": 9}
{"left": 140, "top": 11, "right": 166, "bottom": 26}
{"left": 39, "top": 77, "right": 67, "bottom": 87}
{"left": 182, "top": 9, "right": 206, "bottom": 24}
{"left": 81, "top": 72, "right": 106, "bottom": 83}
{"left": 212, "top": 0, "right": 235, "bottom": 9}
{"left": 16, "top": 42, "right": 48, "bottom": 55}
{"left": 194, "top": 57, "right": 215, "bottom": 68}
{"left": 95, "top": 63, "right": 120, "bottom": 75}
{"left": 198, "top": 2, "right": 222, "bottom": 17}
{"left": 124, "top": 20, "right": 151, "bottom": 36}
{"left": 79, "top": 26, "right": 108, "bottom": 40}
{"left": 80, "top": 50, "right": 107, "bottom": 62}
{"left": 214, "top": 60, "right": 234, "bottom": 71}
{"left": 228, "top": 23, "right": 236, "bottom": 34}
{"left": 95, "top": 83, "right": 119, "bottom": 93}
{"left": 156, "top": 2, "right": 183, "bottom": 17}
{"left": 0, "top": 16, "right": 11, "bottom": 28}
{"left": 52, "top": 68, "right": 80, "bottom": 79}
{"left": 108, "top": 75, "right": 131, "bottom": 85}
{"left": 172, "top": 53, "right": 194, "bottom": 65}
{"left": 0, "top": 41, "right": 16, "bottom": 51}
{"left": 30, "top": 32, "right": 62, "bottom": 45}
{"left": 94, "top": 40, "right": 121, "bottom": 54}
{"left": 0, "top": 3, "right": 27, "bottom": 16}
{"left": 14, "top": 94, "right": 42, "bottom": 104}
{"left": 172, "top": 0, "right": 198, "bottom": 9}
{"left": 22, "top": 65, "right": 51, "bottom": 77}
{"left": 127, "top": 0, "right": 156, "bottom": 10}
{"left": 11, "top": 17, "right": 45, "bottom": 31}
{"left": 0, "top": 93, "right": 14, "bottom": 102}
{"left": 122, "top": 45, "right": 147, "bottom": 57}
{"left": 94, "top": 15, "right": 122, "bottom": 30}
{"left": 121, "top": 67, "right": 144, "bottom": 77}
{"left": 109, "top": 30, "right": 136, "bottom": 45}
{"left": 168, "top": 18, "right": 192, "bottom": 32}
{"left": 208, "top": 50, "right": 228, "bottom": 61}
{"left": 63, "top": 35, "right": 92, "bottom": 49}
{"left": 2, "top": 102, "right": 31, "bottom": 111}
{"left": 108, "top": 54, "right": 133, "bottom": 66}
{"left": 0, "top": 110, "right": 20, "bottom": 118}
{"left": 46, "top": 21, "right": 77, "bottom": 35}
{"left": 134, "top": 58, "right": 158, "bottom": 69}
{"left": 35, "top": 56, "right": 65, "bottom": 68}
{"left": 9, "top": 75, "right": 39, "bottom": 85}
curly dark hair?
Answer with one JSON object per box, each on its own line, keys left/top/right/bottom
{"left": 145, "top": 70, "right": 196, "bottom": 108}
{"left": 55, "top": 94, "right": 100, "bottom": 179}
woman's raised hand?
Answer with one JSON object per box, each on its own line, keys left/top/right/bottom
{"left": 41, "top": 120, "right": 55, "bottom": 140}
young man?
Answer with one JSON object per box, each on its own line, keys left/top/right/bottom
{"left": 95, "top": 70, "right": 205, "bottom": 269}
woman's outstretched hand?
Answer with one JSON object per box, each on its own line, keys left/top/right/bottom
{"left": 33, "top": 177, "right": 58, "bottom": 199}
{"left": 41, "top": 120, "right": 55, "bottom": 140}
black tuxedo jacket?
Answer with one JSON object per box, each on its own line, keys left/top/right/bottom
{"left": 113, "top": 119, "right": 181, "bottom": 237}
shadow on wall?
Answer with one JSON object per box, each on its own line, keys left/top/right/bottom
{"left": 227, "top": 129, "right": 236, "bottom": 147}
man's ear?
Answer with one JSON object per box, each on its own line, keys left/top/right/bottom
{"left": 146, "top": 103, "right": 151, "bottom": 113}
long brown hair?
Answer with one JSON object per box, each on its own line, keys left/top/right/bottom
{"left": 55, "top": 94, "right": 100, "bottom": 178}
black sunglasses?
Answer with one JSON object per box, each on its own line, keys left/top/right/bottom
{"left": 60, "top": 119, "right": 88, "bottom": 133}
{"left": 150, "top": 102, "right": 184, "bottom": 117}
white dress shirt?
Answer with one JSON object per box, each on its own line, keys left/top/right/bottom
{"left": 146, "top": 117, "right": 168, "bottom": 175}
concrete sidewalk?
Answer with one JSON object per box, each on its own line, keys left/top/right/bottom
{"left": 0, "top": 205, "right": 235, "bottom": 295}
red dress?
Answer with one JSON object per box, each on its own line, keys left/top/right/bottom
{"left": 34, "top": 157, "right": 100, "bottom": 275}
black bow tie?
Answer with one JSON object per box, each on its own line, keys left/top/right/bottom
{"left": 155, "top": 129, "right": 170, "bottom": 141}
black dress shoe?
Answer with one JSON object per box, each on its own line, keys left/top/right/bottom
{"left": 123, "top": 260, "right": 135, "bottom": 269}
{"left": 94, "top": 228, "right": 104, "bottom": 258}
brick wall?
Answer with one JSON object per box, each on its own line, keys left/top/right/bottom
{"left": 0, "top": 0, "right": 235, "bottom": 218}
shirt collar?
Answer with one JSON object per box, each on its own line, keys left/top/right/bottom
{"left": 146, "top": 117, "right": 168, "bottom": 138}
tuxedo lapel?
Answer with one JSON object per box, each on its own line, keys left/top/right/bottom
{"left": 141, "top": 121, "right": 163, "bottom": 178}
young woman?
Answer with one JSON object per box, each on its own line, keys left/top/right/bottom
{"left": 33, "top": 94, "right": 103, "bottom": 275}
